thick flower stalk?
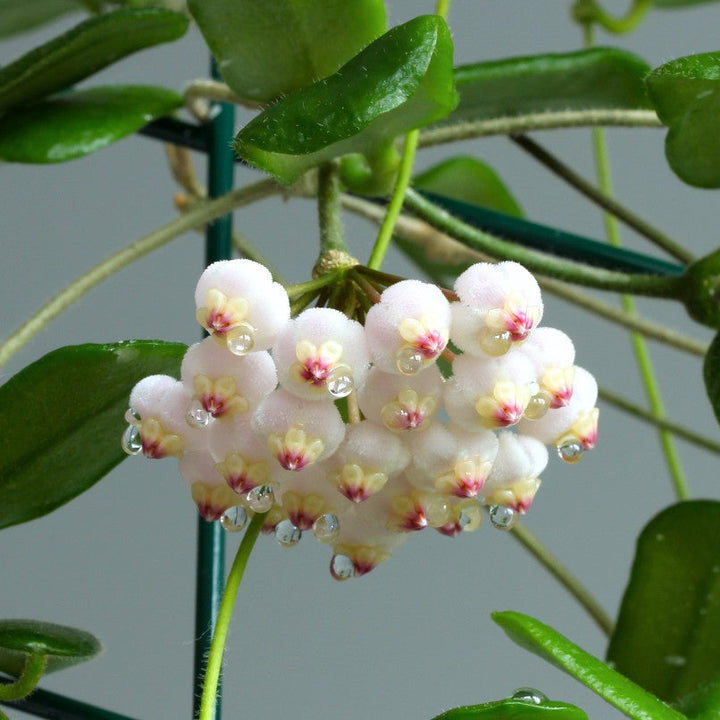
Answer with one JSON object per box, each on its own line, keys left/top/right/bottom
{"left": 122, "top": 258, "right": 598, "bottom": 580}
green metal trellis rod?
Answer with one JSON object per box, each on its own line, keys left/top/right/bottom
{"left": 2, "top": 59, "right": 688, "bottom": 720}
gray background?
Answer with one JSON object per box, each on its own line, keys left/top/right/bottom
{"left": 2, "top": 1, "right": 720, "bottom": 718}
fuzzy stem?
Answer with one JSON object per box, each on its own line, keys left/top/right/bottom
{"left": 599, "top": 387, "right": 720, "bottom": 455}
{"left": 510, "top": 522, "right": 613, "bottom": 636}
{"left": 418, "top": 108, "right": 661, "bottom": 149}
{"left": 367, "top": 130, "right": 420, "bottom": 270}
{"left": 510, "top": 134, "right": 693, "bottom": 264}
{"left": 317, "top": 161, "right": 348, "bottom": 255}
{"left": 402, "top": 189, "right": 684, "bottom": 297}
{"left": 198, "top": 512, "right": 266, "bottom": 720}
{"left": 286, "top": 271, "right": 343, "bottom": 299}
{"left": 0, "top": 654, "right": 46, "bottom": 702}
{"left": 0, "top": 179, "right": 280, "bottom": 371}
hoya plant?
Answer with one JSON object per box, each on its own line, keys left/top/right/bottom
{"left": 1, "top": 1, "right": 720, "bottom": 719}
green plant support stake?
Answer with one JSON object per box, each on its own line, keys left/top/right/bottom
{"left": 192, "top": 57, "right": 235, "bottom": 720}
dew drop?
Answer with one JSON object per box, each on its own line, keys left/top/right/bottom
{"left": 479, "top": 330, "right": 512, "bottom": 357}
{"left": 557, "top": 440, "right": 584, "bottom": 464}
{"left": 275, "top": 519, "right": 302, "bottom": 547}
{"left": 124, "top": 407, "right": 140, "bottom": 424}
{"left": 488, "top": 504, "right": 516, "bottom": 531}
{"left": 187, "top": 398, "right": 211, "bottom": 428}
{"left": 121, "top": 424, "right": 142, "bottom": 455}
{"left": 312, "top": 513, "right": 340, "bottom": 543}
{"left": 246, "top": 484, "right": 275, "bottom": 513}
{"left": 226, "top": 322, "right": 256, "bottom": 356}
{"left": 512, "top": 687, "right": 547, "bottom": 705}
{"left": 220, "top": 505, "right": 248, "bottom": 533}
{"left": 524, "top": 393, "right": 549, "bottom": 420}
{"left": 395, "top": 346, "right": 424, "bottom": 375}
{"left": 330, "top": 554, "right": 355, "bottom": 581}
{"left": 327, "top": 368, "right": 354, "bottom": 398}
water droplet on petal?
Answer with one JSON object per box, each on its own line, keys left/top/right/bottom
{"left": 395, "top": 346, "right": 424, "bottom": 375}
{"left": 246, "top": 485, "right": 274, "bottom": 513}
{"left": 479, "top": 330, "right": 512, "bottom": 357}
{"left": 327, "top": 369, "right": 354, "bottom": 398}
{"left": 330, "top": 554, "right": 355, "bottom": 581}
{"left": 557, "top": 440, "right": 584, "bottom": 464}
{"left": 312, "top": 513, "right": 340, "bottom": 543}
{"left": 226, "top": 322, "right": 256, "bottom": 356}
{"left": 275, "top": 519, "right": 302, "bottom": 547}
{"left": 512, "top": 687, "right": 547, "bottom": 705}
{"left": 121, "top": 424, "right": 142, "bottom": 455}
{"left": 489, "top": 504, "right": 516, "bottom": 531}
{"left": 124, "top": 407, "right": 140, "bottom": 424}
{"left": 220, "top": 505, "right": 247, "bottom": 532}
{"left": 187, "top": 398, "right": 211, "bottom": 428}
{"left": 524, "top": 393, "right": 550, "bottom": 420}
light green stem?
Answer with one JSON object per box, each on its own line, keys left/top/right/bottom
{"left": 435, "top": 0, "right": 451, "bottom": 18}
{"left": 599, "top": 387, "right": 720, "bottom": 456}
{"left": 584, "top": 21, "right": 689, "bottom": 499}
{"left": 367, "top": 130, "right": 420, "bottom": 270}
{"left": 0, "top": 179, "right": 280, "bottom": 371}
{"left": 286, "top": 271, "right": 343, "bottom": 299}
{"left": 403, "top": 188, "right": 684, "bottom": 297}
{"left": 198, "top": 512, "right": 266, "bottom": 720}
{"left": 510, "top": 522, "right": 613, "bottom": 636}
{"left": 317, "top": 161, "right": 348, "bottom": 255}
{"left": 573, "top": 0, "right": 651, "bottom": 34}
{"left": 0, "top": 653, "right": 46, "bottom": 701}
{"left": 418, "top": 108, "right": 661, "bottom": 149}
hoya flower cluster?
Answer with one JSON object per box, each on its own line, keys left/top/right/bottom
{"left": 122, "top": 259, "right": 598, "bottom": 580}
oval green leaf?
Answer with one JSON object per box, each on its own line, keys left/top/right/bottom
{"left": 233, "top": 15, "right": 458, "bottom": 185}
{"left": 646, "top": 52, "right": 720, "bottom": 187}
{"left": 429, "top": 698, "right": 587, "bottom": 719}
{"left": 492, "top": 611, "right": 686, "bottom": 720}
{"left": 188, "top": 0, "right": 386, "bottom": 104}
{"left": 414, "top": 156, "right": 524, "bottom": 217}
{"left": 704, "top": 333, "right": 720, "bottom": 424}
{"left": 0, "top": 340, "right": 186, "bottom": 530}
{"left": 0, "top": 0, "right": 84, "bottom": 39}
{"left": 432, "top": 47, "right": 651, "bottom": 130}
{"left": 0, "top": 7, "right": 188, "bottom": 114}
{"left": 0, "top": 620, "right": 101, "bottom": 678}
{"left": 607, "top": 501, "right": 720, "bottom": 705}
{"left": 0, "top": 85, "right": 182, "bottom": 163}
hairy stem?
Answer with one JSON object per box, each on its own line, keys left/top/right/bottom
{"left": 0, "top": 179, "right": 280, "bottom": 371}
{"left": 317, "top": 161, "right": 348, "bottom": 255}
{"left": 0, "top": 653, "right": 46, "bottom": 702}
{"left": 510, "top": 134, "right": 693, "bottom": 264}
{"left": 510, "top": 522, "right": 613, "bottom": 636}
{"left": 199, "top": 512, "right": 266, "bottom": 720}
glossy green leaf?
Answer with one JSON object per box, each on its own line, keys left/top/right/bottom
{"left": 0, "top": 620, "right": 101, "bottom": 678}
{"left": 234, "top": 15, "right": 458, "bottom": 185}
{"left": 429, "top": 698, "right": 587, "bottom": 719}
{"left": 492, "top": 611, "right": 686, "bottom": 720}
{"left": 0, "top": 0, "right": 84, "bottom": 39}
{"left": 0, "top": 340, "right": 185, "bottom": 530}
{"left": 0, "top": 7, "right": 188, "bottom": 114}
{"left": 188, "top": 0, "right": 386, "bottom": 104}
{"left": 704, "top": 333, "right": 720, "bottom": 424}
{"left": 433, "top": 47, "right": 651, "bottom": 129}
{"left": 0, "top": 85, "right": 182, "bottom": 163}
{"left": 607, "top": 501, "right": 720, "bottom": 705}
{"left": 675, "top": 676, "right": 720, "bottom": 719}
{"left": 647, "top": 52, "right": 720, "bottom": 187}
{"left": 414, "top": 156, "right": 524, "bottom": 217}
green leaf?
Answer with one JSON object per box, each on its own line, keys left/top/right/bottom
{"left": 0, "top": 620, "right": 101, "bottom": 678}
{"left": 433, "top": 47, "right": 651, "bottom": 129}
{"left": 0, "top": 7, "right": 188, "bottom": 114}
{"left": 646, "top": 52, "right": 720, "bottom": 187}
{"left": 0, "top": 0, "right": 84, "bottom": 39}
{"left": 607, "top": 501, "right": 720, "bottom": 706}
{"left": 234, "top": 15, "right": 458, "bottom": 185}
{"left": 414, "top": 156, "right": 524, "bottom": 217}
{"left": 675, "top": 676, "right": 720, "bottom": 719}
{"left": 429, "top": 698, "right": 588, "bottom": 719}
{"left": 0, "top": 85, "right": 182, "bottom": 163}
{"left": 188, "top": 0, "right": 386, "bottom": 104}
{"left": 704, "top": 333, "right": 720, "bottom": 424}
{"left": 0, "top": 340, "right": 186, "bottom": 530}
{"left": 492, "top": 611, "right": 687, "bottom": 720}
